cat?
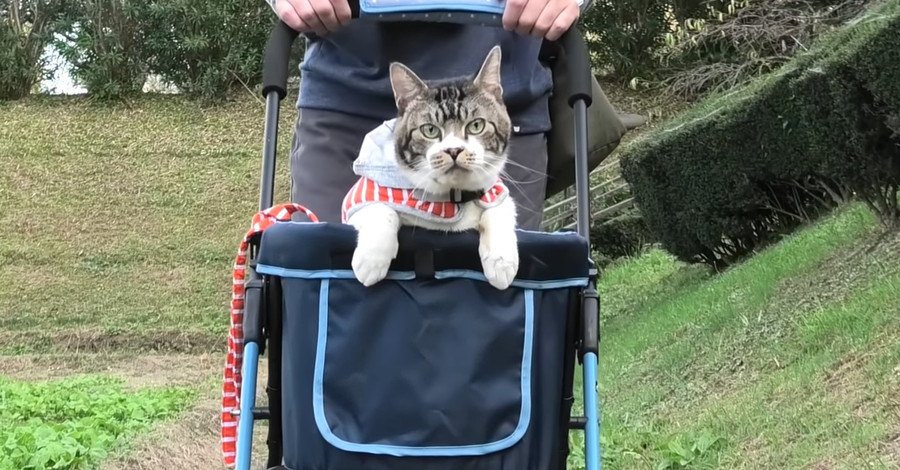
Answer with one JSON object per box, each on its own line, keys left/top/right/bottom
{"left": 341, "top": 46, "right": 519, "bottom": 290}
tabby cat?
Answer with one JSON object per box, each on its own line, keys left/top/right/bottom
{"left": 342, "top": 46, "right": 519, "bottom": 290}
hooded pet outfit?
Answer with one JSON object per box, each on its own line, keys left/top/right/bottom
{"left": 341, "top": 119, "right": 510, "bottom": 224}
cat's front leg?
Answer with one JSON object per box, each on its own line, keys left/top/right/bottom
{"left": 348, "top": 203, "right": 401, "bottom": 287}
{"left": 478, "top": 198, "right": 519, "bottom": 290}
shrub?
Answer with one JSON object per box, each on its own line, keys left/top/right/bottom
{"left": 619, "top": 3, "right": 900, "bottom": 265}
{"left": 0, "top": 1, "right": 70, "bottom": 100}
{"left": 54, "top": 0, "right": 146, "bottom": 100}
{"left": 658, "top": 0, "right": 869, "bottom": 101}
{"left": 134, "top": 0, "right": 275, "bottom": 101}
{"left": 580, "top": 0, "right": 672, "bottom": 80}
{"left": 579, "top": 0, "right": 734, "bottom": 82}
{"left": 590, "top": 213, "right": 655, "bottom": 262}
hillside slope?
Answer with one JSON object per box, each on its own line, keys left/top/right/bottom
{"left": 591, "top": 204, "right": 900, "bottom": 469}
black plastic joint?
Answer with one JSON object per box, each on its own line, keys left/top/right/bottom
{"left": 252, "top": 407, "right": 271, "bottom": 420}
{"left": 568, "top": 416, "right": 587, "bottom": 430}
{"left": 242, "top": 278, "right": 265, "bottom": 345}
{"left": 581, "top": 286, "right": 599, "bottom": 357}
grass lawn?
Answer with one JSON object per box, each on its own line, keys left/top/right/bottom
{"left": 2, "top": 95, "right": 898, "bottom": 468}
{"left": 0, "top": 95, "right": 297, "bottom": 354}
{"left": 572, "top": 204, "right": 900, "bottom": 469}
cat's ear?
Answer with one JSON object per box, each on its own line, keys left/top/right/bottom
{"left": 389, "top": 62, "right": 427, "bottom": 114}
{"left": 474, "top": 45, "right": 503, "bottom": 101}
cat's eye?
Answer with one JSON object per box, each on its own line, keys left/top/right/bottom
{"left": 466, "top": 118, "right": 486, "bottom": 135}
{"left": 419, "top": 124, "right": 441, "bottom": 139}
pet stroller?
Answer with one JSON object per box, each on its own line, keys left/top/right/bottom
{"left": 221, "top": 2, "right": 602, "bottom": 469}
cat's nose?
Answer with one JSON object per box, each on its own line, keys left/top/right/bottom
{"left": 445, "top": 147, "right": 464, "bottom": 161}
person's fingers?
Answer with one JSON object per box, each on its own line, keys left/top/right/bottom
{"left": 296, "top": 0, "right": 328, "bottom": 36}
{"left": 277, "top": 0, "right": 309, "bottom": 31}
{"left": 531, "top": 0, "right": 567, "bottom": 38}
{"left": 515, "top": 0, "right": 548, "bottom": 36}
{"left": 502, "top": 0, "right": 528, "bottom": 31}
{"left": 332, "top": 0, "right": 353, "bottom": 26}
{"left": 308, "top": 0, "right": 340, "bottom": 32}
{"left": 546, "top": 2, "right": 579, "bottom": 40}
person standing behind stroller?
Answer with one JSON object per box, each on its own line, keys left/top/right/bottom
{"left": 267, "top": 0, "right": 587, "bottom": 230}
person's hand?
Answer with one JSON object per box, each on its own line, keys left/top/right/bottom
{"left": 502, "top": 0, "right": 580, "bottom": 41}
{"left": 274, "top": 0, "right": 352, "bottom": 36}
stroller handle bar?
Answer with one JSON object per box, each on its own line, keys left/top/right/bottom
{"left": 260, "top": 1, "right": 593, "bottom": 110}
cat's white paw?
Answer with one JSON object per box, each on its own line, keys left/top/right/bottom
{"left": 351, "top": 231, "right": 398, "bottom": 287}
{"left": 479, "top": 240, "right": 519, "bottom": 290}
{"left": 351, "top": 244, "right": 395, "bottom": 287}
{"left": 347, "top": 204, "right": 400, "bottom": 287}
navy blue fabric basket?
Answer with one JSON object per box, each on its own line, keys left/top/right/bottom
{"left": 255, "top": 222, "right": 590, "bottom": 470}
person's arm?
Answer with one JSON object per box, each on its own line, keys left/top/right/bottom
{"left": 267, "top": 0, "right": 352, "bottom": 36}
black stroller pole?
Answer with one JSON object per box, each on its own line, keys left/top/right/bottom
{"left": 557, "top": 27, "right": 593, "bottom": 248}
{"left": 251, "top": 19, "right": 302, "bottom": 470}
{"left": 259, "top": 21, "right": 301, "bottom": 211}
{"left": 260, "top": 92, "right": 280, "bottom": 211}
{"left": 249, "top": 8, "right": 364, "bottom": 468}
{"left": 556, "top": 26, "right": 601, "bottom": 470}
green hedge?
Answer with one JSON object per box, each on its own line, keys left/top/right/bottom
{"left": 55, "top": 0, "right": 146, "bottom": 100}
{"left": 590, "top": 212, "right": 655, "bottom": 265}
{"left": 134, "top": 0, "right": 274, "bottom": 101}
{"left": 1, "top": 1, "right": 71, "bottom": 100}
{"left": 2, "top": 0, "right": 276, "bottom": 101}
{"left": 619, "top": 2, "right": 900, "bottom": 265}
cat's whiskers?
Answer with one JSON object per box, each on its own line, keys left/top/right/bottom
{"left": 412, "top": 161, "right": 439, "bottom": 195}
{"left": 479, "top": 160, "right": 531, "bottom": 187}
{"left": 476, "top": 161, "right": 544, "bottom": 212}
{"left": 474, "top": 164, "right": 520, "bottom": 194}
{"left": 496, "top": 157, "right": 549, "bottom": 178}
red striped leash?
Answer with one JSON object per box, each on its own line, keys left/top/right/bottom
{"left": 222, "top": 203, "right": 318, "bottom": 468}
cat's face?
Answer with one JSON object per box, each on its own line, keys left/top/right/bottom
{"left": 389, "top": 46, "right": 511, "bottom": 194}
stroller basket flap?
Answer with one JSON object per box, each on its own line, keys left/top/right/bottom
{"left": 254, "top": 222, "right": 590, "bottom": 285}
{"left": 253, "top": 223, "right": 588, "bottom": 462}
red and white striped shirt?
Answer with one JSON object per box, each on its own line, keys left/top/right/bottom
{"left": 341, "top": 176, "right": 509, "bottom": 223}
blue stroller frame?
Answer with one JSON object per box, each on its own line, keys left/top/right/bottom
{"left": 233, "top": 2, "right": 601, "bottom": 469}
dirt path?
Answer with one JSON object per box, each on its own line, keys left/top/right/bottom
{"left": 0, "top": 353, "right": 220, "bottom": 388}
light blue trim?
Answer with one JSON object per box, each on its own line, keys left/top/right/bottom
{"left": 434, "top": 269, "right": 590, "bottom": 289}
{"left": 311, "top": 280, "right": 535, "bottom": 456}
{"left": 517, "top": 228, "right": 586, "bottom": 236}
{"left": 255, "top": 265, "right": 589, "bottom": 289}
{"left": 583, "top": 351, "right": 601, "bottom": 470}
{"left": 235, "top": 341, "right": 259, "bottom": 470}
{"left": 360, "top": 0, "right": 506, "bottom": 16}
{"left": 255, "top": 265, "right": 416, "bottom": 281}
